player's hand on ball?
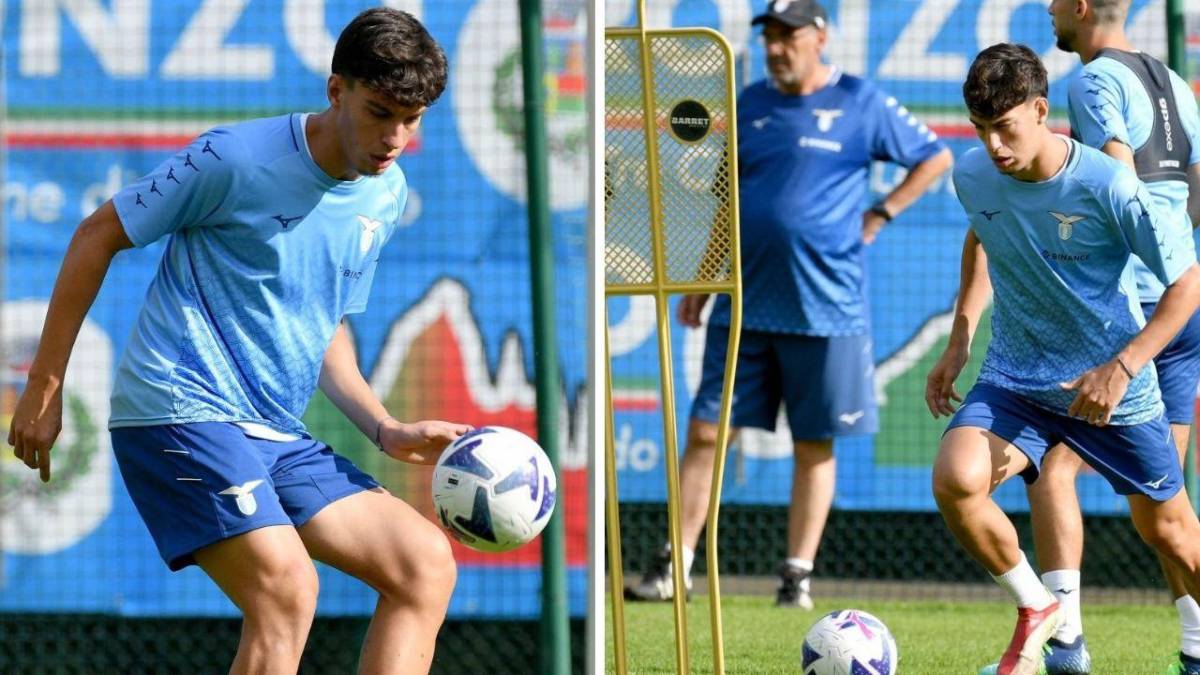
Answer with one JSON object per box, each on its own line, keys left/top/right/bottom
{"left": 380, "top": 419, "right": 472, "bottom": 464}
{"left": 676, "top": 294, "right": 711, "bottom": 328}
{"left": 925, "top": 345, "right": 968, "bottom": 418}
{"left": 1061, "top": 360, "right": 1130, "bottom": 426}
{"left": 6, "top": 375, "right": 64, "bottom": 483}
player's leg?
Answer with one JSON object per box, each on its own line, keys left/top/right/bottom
{"left": 1162, "top": 424, "right": 1200, "bottom": 672}
{"left": 1127, "top": 489, "right": 1200, "bottom": 609}
{"left": 110, "top": 423, "right": 315, "bottom": 672}
{"left": 625, "top": 324, "right": 770, "bottom": 601}
{"left": 777, "top": 438, "right": 833, "bottom": 609}
{"left": 194, "top": 527, "right": 320, "bottom": 674}
{"left": 934, "top": 385, "right": 1061, "bottom": 675}
{"left": 776, "top": 333, "right": 876, "bottom": 609}
{"left": 1025, "top": 445, "right": 1091, "bottom": 673}
{"left": 677, "top": 418, "right": 741, "bottom": 559}
{"left": 297, "top": 488, "right": 456, "bottom": 675}
{"left": 1061, "top": 410, "right": 1200, "bottom": 673}
{"left": 1147, "top": 301, "right": 1200, "bottom": 671}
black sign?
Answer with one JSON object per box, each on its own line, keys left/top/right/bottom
{"left": 668, "top": 100, "right": 711, "bottom": 143}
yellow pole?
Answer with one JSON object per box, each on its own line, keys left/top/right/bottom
{"left": 634, "top": 2, "right": 690, "bottom": 672}
{"left": 604, "top": 309, "right": 629, "bottom": 675}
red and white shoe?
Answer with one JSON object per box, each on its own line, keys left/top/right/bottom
{"left": 997, "top": 602, "right": 1062, "bottom": 675}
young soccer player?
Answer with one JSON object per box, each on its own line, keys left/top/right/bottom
{"left": 976, "top": 2, "right": 1200, "bottom": 672}
{"left": 926, "top": 43, "right": 1200, "bottom": 675}
{"left": 5, "top": 9, "right": 468, "bottom": 674}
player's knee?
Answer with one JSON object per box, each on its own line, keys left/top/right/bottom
{"left": 686, "top": 420, "right": 720, "bottom": 452}
{"left": 792, "top": 441, "right": 833, "bottom": 467}
{"left": 931, "top": 460, "right": 988, "bottom": 508}
{"left": 1136, "top": 513, "right": 1194, "bottom": 560}
{"left": 248, "top": 556, "right": 320, "bottom": 622}
{"left": 381, "top": 524, "right": 456, "bottom": 609}
{"left": 411, "top": 530, "right": 457, "bottom": 609}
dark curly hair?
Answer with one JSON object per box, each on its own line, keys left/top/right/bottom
{"left": 332, "top": 8, "right": 448, "bottom": 109}
{"left": 963, "top": 43, "right": 1048, "bottom": 120}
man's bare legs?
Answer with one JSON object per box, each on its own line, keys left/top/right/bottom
{"left": 195, "top": 526, "right": 320, "bottom": 675}
{"left": 299, "top": 488, "right": 457, "bottom": 675}
{"left": 195, "top": 488, "right": 456, "bottom": 675}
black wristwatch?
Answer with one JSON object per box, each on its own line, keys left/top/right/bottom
{"left": 868, "top": 201, "right": 894, "bottom": 222}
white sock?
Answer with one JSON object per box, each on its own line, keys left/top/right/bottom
{"left": 785, "top": 558, "right": 813, "bottom": 592}
{"left": 661, "top": 543, "right": 695, "bottom": 580}
{"left": 1041, "top": 569, "right": 1082, "bottom": 642}
{"left": 1176, "top": 595, "right": 1200, "bottom": 658}
{"left": 992, "top": 553, "right": 1055, "bottom": 610}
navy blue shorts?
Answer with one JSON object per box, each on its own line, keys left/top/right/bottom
{"left": 1143, "top": 301, "right": 1200, "bottom": 425}
{"left": 111, "top": 422, "right": 379, "bottom": 570}
{"left": 946, "top": 383, "right": 1182, "bottom": 501}
{"left": 690, "top": 324, "right": 877, "bottom": 440}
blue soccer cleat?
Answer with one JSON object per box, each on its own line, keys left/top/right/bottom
{"left": 1041, "top": 635, "right": 1091, "bottom": 674}
{"left": 980, "top": 635, "right": 1089, "bottom": 675}
{"left": 1164, "top": 651, "right": 1200, "bottom": 675}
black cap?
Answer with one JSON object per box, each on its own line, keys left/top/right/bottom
{"left": 751, "top": 0, "right": 827, "bottom": 30}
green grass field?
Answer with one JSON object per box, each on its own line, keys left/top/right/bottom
{"left": 607, "top": 594, "right": 1180, "bottom": 673}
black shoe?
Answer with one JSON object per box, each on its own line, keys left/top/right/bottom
{"left": 623, "top": 548, "right": 691, "bottom": 601}
{"left": 775, "top": 562, "right": 813, "bottom": 609}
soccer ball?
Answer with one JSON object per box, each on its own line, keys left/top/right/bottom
{"left": 801, "top": 609, "right": 898, "bottom": 675}
{"left": 431, "top": 426, "right": 557, "bottom": 553}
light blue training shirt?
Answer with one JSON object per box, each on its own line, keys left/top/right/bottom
{"left": 954, "top": 138, "right": 1195, "bottom": 424}
{"left": 109, "top": 113, "right": 405, "bottom": 435}
{"left": 1068, "top": 52, "right": 1200, "bottom": 303}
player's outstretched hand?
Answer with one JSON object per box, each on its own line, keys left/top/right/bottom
{"left": 1061, "top": 360, "right": 1130, "bottom": 426}
{"left": 677, "top": 294, "right": 711, "bottom": 328}
{"left": 379, "top": 419, "right": 473, "bottom": 465}
{"left": 6, "top": 376, "right": 64, "bottom": 483}
{"left": 862, "top": 211, "right": 887, "bottom": 245}
{"left": 925, "top": 345, "right": 968, "bottom": 418}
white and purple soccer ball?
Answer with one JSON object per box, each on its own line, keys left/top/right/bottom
{"left": 431, "top": 426, "right": 557, "bottom": 553}
{"left": 801, "top": 609, "right": 898, "bottom": 675}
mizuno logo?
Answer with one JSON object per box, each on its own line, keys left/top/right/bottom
{"left": 135, "top": 193, "right": 147, "bottom": 209}
{"left": 812, "top": 108, "right": 843, "bottom": 132}
{"left": 1050, "top": 212, "right": 1083, "bottom": 240}
{"left": 150, "top": 179, "right": 162, "bottom": 196}
{"left": 1144, "top": 474, "right": 1169, "bottom": 490}
{"left": 839, "top": 410, "right": 865, "bottom": 425}
{"left": 273, "top": 214, "right": 303, "bottom": 230}
{"left": 980, "top": 210, "right": 1001, "bottom": 221}
{"left": 166, "top": 166, "right": 180, "bottom": 184}
{"left": 183, "top": 153, "right": 199, "bottom": 172}
{"left": 202, "top": 139, "right": 222, "bottom": 160}
{"left": 218, "top": 479, "right": 265, "bottom": 516}
{"left": 751, "top": 116, "right": 771, "bottom": 130}
{"left": 357, "top": 214, "right": 384, "bottom": 253}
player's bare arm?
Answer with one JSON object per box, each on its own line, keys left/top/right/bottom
{"left": 926, "top": 228, "right": 992, "bottom": 418}
{"left": 317, "top": 321, "right": 470, "bottom": 464}
{"left": 6, "top": 200, "right": 133, "bottom": 482}
{"left": 863, "top": 147, "right": 953, "bottom": 244}
{"left": 1063, "top": 264, "right": 1200, "bottom": 425}
{"left": 1099, "top": 139, "right": 1135, "bottom": 172}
